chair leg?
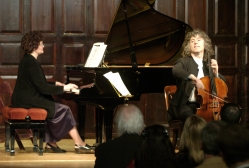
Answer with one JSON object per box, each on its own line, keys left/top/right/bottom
{"left": 10, "top": 129, "right": 15, "bottom": 156}
{"left": 15, "top": 130, "right": 25, "bottom": 150}
{"left": 176, "top": 127, "right": 182, "bottom": 148}
{"left": 33, "top": 129, "right": 38, "bottom": 152}
{"left": 5, "top": 122, "right": 10, "bottom": 152}
{"left": 28, "top": 129, "right": 34, "bottom": 144}
{"left": 172, "top": 128, "right": 178, "bottom": 147}
{"left": 38, "top": 129, "right": 44, "bottom": 156}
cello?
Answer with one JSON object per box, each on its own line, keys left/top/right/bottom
{"left": 196, "top": 56, "right": 228, "bottom": 122}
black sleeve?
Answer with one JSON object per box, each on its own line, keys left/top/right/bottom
{"left": 28, "top": 59, "right": 63, "bottom": 95}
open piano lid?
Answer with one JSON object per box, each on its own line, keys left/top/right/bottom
{"left": 104, "top": 0, "right": 192, "bottom": 66}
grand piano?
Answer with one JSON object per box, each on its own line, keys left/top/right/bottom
{"left": 62, "top": 0, "right": 192, "bottom": 143}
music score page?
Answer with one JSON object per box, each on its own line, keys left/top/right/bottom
{"left": 84, "top": 42, "right": 107, "bottom": 67}
{"left": 103, "top": 71, "right": 132, "bottom": 97}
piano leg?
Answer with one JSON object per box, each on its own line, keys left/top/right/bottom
{"left": 104, "top": 109, "right": 113, "bottom": 141}
{"left": 77, "top": 101, "right": 86, "bottom": 141}
{"left": 95, "top": 107, "right": 113, "bottom": 143}
{"left": 76, "top": 102, "right": 114, "bottom": 143}
{"left": 95, "top": 107, "right": 103, "bottom": 143}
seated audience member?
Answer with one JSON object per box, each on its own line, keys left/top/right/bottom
{"left": 217, "top": 124, "right": 249, "bottom": 168}
{"left": 176, "top": 115, "right": 207, "bottom": 168}
{"left": 134, "top": 124, "right": 179, "bottom": 168}
{"left": 94, "top": 104, "right": 145, "bottom": 168}
{"left": 197, "top": 121, "right": 228, "bottom": 168}
{"left": 220, "top": 103, "right": 242, "bottom": 124}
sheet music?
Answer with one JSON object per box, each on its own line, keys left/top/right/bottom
{"left": 84, "top": 42, "right": 107, "bottom": 67}
{"left": 103, "top": 71, "right": 132, "bottom": 97}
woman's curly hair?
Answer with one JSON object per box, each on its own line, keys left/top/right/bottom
{"left": 21, "top": 31, "right": 43, "bottom": 54}
{"left": 181, "top": 29, "right": 214, "bottom": 61}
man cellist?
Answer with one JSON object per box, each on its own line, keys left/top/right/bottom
{"left": 167, "top": 29, "right": 226, "bottom": 123}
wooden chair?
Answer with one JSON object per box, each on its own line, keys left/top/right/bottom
{"left": 164, "top": 85, "right": 182, "bottom": 148}
{"left": 0, "top": 81, "right": 47, "bottom": 156}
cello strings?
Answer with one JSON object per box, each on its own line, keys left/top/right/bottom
{"left": 199, "top": 88, "right": 229, "bottom": 103}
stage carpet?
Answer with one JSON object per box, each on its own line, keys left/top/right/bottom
{"left": 0, "top": 139, "right": 96, "bottom": 168}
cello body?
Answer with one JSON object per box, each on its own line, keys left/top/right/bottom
{"left": 196, "top": 76, "right": 228, "bottom": 122}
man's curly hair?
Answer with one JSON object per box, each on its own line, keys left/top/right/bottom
{"left": 21, "top": 31, "right": 43, "bottom": 54}
{"left": 181, "top": 29, "right": 214, "bottom": 61}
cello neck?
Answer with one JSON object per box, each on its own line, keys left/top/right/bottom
{"left": 208, "top": 56, "right": 217, "bottom": 96}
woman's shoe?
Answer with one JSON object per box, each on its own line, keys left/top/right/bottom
{"left": 45, "top": 143, "right": 67, "bottom": 153}
{"left": 75, "top": 144, "right": 95, "bottom": 154}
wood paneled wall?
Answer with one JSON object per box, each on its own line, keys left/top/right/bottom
{"left": 0, "top": 0, "right": 249, "bottom": 138}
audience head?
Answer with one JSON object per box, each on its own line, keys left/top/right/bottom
{"left": 217, "top": 124, "right": 249, "bottom": 167}
{"left": 114, "top": 104, "right": 144, "bottom": 136}
{"left": 220, "top": 102, "right": 242, "bottom": 124}
{"left": 201, "top": 120, "right": 227, "bottom": 156}
{"left": 21, "top": 31, "right": 43, "bottom": 54}
{"left": 179, "top": 115, "right": 206, "bottom": 165}
{"left": 135, "top": 124, "right": 179, "bottom": 168}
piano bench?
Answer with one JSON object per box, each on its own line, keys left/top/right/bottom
{"left": 2, "top": 106, "right": 47, "bottom": 156}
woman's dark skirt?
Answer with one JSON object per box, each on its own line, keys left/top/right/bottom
{"left": 45, "top": 103, "right": 76, "bottom": 142}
